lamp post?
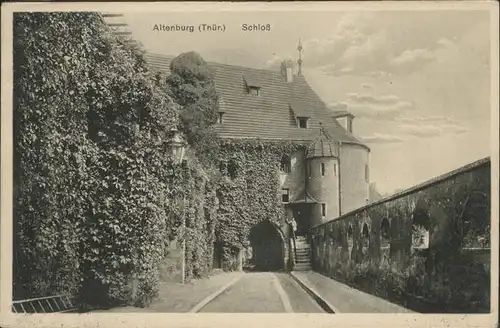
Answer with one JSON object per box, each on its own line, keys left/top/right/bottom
{"left": 167, "top": 128, "right": 187, "bottom": 284}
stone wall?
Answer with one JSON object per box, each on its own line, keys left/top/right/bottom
{"left": 310, "top": 157, "right": 491, "bottom": 313}
{"left": 308, "top": 156, "right": 340, "bottom": 222}
{"left": 280, "top": 149, "right": 306, "bottom": 201}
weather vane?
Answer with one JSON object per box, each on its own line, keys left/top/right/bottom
{"left": 297, "top": 38, "right": 303, "bottom": 76}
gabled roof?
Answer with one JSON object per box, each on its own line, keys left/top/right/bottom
{"left": 242, "top": 72, "right": 263, "bottom": 88}
{"left": 144, "top": 52, "right": 367, "bottom": 147}
{"left": 332, "top": 110, "right": 354, "bottom": 118}
{"left": 290, "top": 99, "right": 312, "bottom": 118}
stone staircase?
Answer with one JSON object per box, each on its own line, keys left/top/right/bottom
{"left": 293, "top": 236, "right": 312, "bottom": 271}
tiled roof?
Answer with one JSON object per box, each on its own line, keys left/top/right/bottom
{"left": 144, "top": 52, "right": 366, "bottom": 146}
{"left": 242, "top": 72, "right": 263, "bottom": 88}
{"left": 290, "top": 189, "right": 320, "bottom": 204}
{"left": 332, "top": 110, "right": 354, "bottom": 118}
{"left": 306, "top": 126, "right": 338, "bottom": 158}
{"left": 290, "top": 99, "right": 312, "bottom": 118}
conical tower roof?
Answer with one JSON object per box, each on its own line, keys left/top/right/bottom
{"left": 306, "top": 123, "right": 338, "bottom": 158}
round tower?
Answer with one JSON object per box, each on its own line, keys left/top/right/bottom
{"left": 329, "top": 109, "right": 370, "bottom": 214}
{"left": 338, "top": 141, "right": 370, "bottom": 214}
{"left": 306, "top": 126, "right": 341, "bottom": 227}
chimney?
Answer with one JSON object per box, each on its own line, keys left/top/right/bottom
{"left": 281, "top": 59, "right": 294, "bottom": 82}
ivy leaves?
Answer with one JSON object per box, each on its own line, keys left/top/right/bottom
{"left": 215, "top": 140, "right": 302, "bottom": 259}
{"left": 167, "top": 52, "right": 220, "bottom": 165}
{"left": 14, "top": 12, "right": 307, "bottom": 308}
{"left": 13, "top": 12, "right": 178, "bottom": 306}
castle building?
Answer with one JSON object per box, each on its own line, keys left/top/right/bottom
{"left": 101, "top": 13, "right": 371, "bottom": 236}
{"left": 145, "top": 49, "right": 371, "bottom": 237}
{"left": 101, "top": 15, "right": 370, "bottom": 270}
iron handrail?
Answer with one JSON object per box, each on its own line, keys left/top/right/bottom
{"left": 12, "top": 294, "right": 75, "bottom": 314}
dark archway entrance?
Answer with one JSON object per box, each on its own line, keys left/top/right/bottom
{"left": 248, "top": 221, "right": 284, "bottom": 271}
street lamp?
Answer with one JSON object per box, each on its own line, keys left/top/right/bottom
{"left": 166, "top": 128, "right": 188, "bottom": 284}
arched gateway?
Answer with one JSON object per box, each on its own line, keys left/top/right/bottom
{"left": 248, "top": 220, "right": 285, "bottom": 271}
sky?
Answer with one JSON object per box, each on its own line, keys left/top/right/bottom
{"left": 118, "top": 9, "right": 492, "bottom": 195}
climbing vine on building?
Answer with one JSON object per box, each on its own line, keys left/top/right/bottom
{"left": 13, "top": 11, "right": 305, "bottom": 310}
{"left": 214, "top": 139, "right": 304, "bottom": 269}
{"left": 13, "top": 12, "right": 180, "bottom": 307}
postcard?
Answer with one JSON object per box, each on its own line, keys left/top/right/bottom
{"left": 1, "top": 2, "right": 498, "bottom": 328}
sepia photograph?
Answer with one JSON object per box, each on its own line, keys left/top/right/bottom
{"left": 1, "top": 2, "right": 498, "bottom": 327}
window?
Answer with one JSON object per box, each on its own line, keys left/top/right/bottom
{"left": 281, "top": 189, "right": 290, "bottom": 203}
{"left": 280, "top": 156, "right": 291, "bottom": 173}
{"left": 228, "top": 159, "right": 238, "bottom": 179}
{"left": 333, "top": 163, "right": 337, "bottom": 176}
{"left": 365, "top": 164, "right": 369, "bottom": 183}
{"left": 298, "top": 117, "right": 309, "bottom": 129}
{"left": 321, "top": 163, "right": 325, "bottom": 176}
{"left": 321, "top": 203, "right": 327, "bottom": 217}
{"left": 307, "top": 162, "right": 312, "bottom": 178}
{"left": 218, "top": 112, "right": 224, "bottom": 124}
{"left": 249, "top": 86, "right": 260, "bottom": 96}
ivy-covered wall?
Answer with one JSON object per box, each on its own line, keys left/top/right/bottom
{"left": 215, "top": 139, "right": 303, "bottom": 270}
{"left": 12, "top": 9, "right": 305, "bottom": 306}
{"left": 310, "top": 158, "right": 490, "bottom": 313}
{"left": 13, "top": 12, "right": 218, "bottom": 309}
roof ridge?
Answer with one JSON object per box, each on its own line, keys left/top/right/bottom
{"left": 145, "top": 51, "right": 308, "bottom": 78}
{"left": 145, "top": 52, "right": 270, "bottom": 72}
{"left": 144, "top": 51, "right": 368, "bottom": 149}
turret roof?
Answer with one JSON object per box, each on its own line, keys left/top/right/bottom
{"left": 306, "top": 125, "right": 339, "bottom": 158}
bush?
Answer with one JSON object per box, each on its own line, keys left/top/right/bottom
{"left": 13, "top": 12, "right": 178, "bottom": 307}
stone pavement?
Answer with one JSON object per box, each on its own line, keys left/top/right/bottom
{"left": 94, "top": 270, "right": 243, "bottom": 313}
{"left": 198, "top": 272, "right": 324, "bottom": 313}
{"left": 291, "top": 271, "right": 414, "bottom": 313}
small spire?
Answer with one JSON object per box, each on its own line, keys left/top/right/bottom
{"left": 297, "top": 38, "right": 303, "bottom": 76}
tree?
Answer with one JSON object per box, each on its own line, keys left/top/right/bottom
{"left": 166, "top": 51, "right": 220, "bottom": 165}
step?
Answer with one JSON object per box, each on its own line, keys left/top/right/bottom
{"left": 295, "top": 261, "right": 311, "bottom": 265}
{"left": 296, "top": 253, "right": 310, "bottom": 257}
{"left": 293, "top": 265, "right": 312, "bottom": 271}
{"left": 295, "top": 256, "right": 311, "bottom": 260}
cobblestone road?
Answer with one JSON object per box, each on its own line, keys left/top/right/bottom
{"left": 198, "top": 272, "right": 324, "bottom": 313}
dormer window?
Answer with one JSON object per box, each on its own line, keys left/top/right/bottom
{"left": 248, "top": 86, "right": 260, "bottom": 96}
{"left": 332, "top": 111, "right": 355, "bottom": 134}
{"left": 297, "top": 117, "right": 309, "bottom": 129}
{"left": 218, "top": 112, "right": 224, "bottom": 124}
